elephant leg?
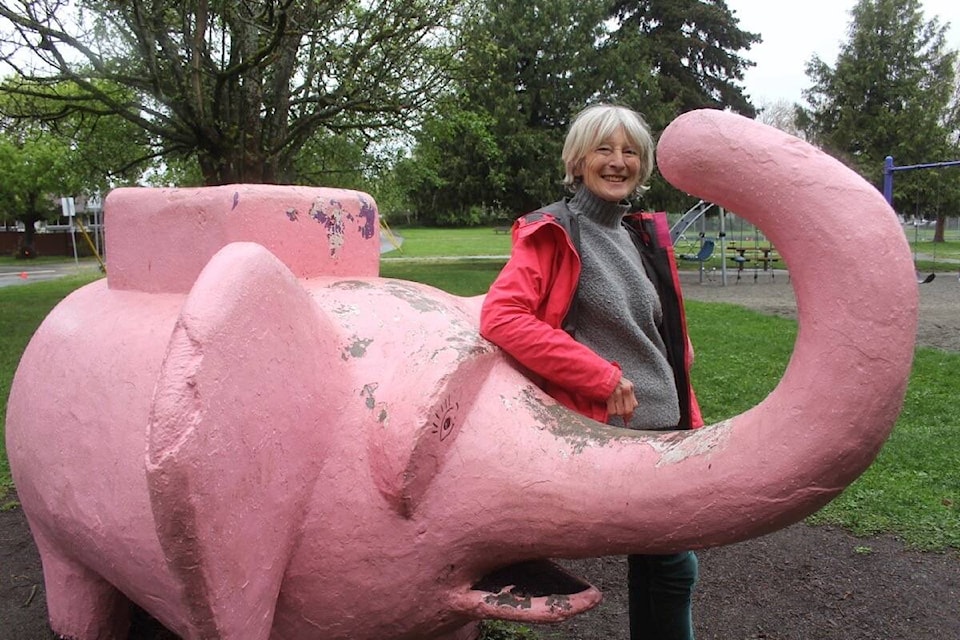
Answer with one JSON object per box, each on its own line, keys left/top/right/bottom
{"left": 33, "top": 530, "right": 132, "bottom": 640}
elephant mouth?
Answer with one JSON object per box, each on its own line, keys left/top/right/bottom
{"left": 456, "top": 559, "right": 602, "bottom": 623}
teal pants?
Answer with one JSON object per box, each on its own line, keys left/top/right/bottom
{"left": 627, "top": 551, "right": 698, "bottom": 640}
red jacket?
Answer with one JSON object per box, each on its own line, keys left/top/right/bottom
{"left": 480, "top": 203, "right": 703, "bottom": 429}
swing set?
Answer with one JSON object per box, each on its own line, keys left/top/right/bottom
{"left": 882, "top": 155, "right": 960, "bottom": 284}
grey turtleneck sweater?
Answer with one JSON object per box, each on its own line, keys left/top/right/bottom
{"left": 568, "top": 188, "right": 681, "bottom": 430}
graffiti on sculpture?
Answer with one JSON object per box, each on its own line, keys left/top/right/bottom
{"left": 431, "top": 397, "right": 460, "bottom": 442}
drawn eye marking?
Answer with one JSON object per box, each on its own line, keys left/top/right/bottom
{"left": 431, "top": 398, "right": 459, "bottom": 441}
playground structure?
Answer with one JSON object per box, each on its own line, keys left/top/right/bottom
{"left": 670, "top": 200, "right": 782, "bottom": 284}
{"left": 5, "top": 111, "right": 919, "bottom": 640}
{"left": 674, "top": 153, "right": 960, "bottom": 286}
{"left": 883, "top": 155, "right": 960, "bottom": 283}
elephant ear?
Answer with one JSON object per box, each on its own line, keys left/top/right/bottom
{"left": 146, "top": 242, "right": 335, "bottom": 640}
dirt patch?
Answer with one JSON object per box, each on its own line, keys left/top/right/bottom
{"left": 2, "top": 271, "right": 958, "bottom": 639}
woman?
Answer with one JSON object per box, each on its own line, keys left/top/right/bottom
{"left": 480, "top": 103, "right": 702, "bottom": 640}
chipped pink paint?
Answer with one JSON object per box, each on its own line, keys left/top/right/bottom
{"left": 105, "top": 185, "right": 379, "bottom": 293}
{"left": 5, "top": 112, "right": 916, "bottom": 640}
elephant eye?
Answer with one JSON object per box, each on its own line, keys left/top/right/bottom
{"left": 432, "top": 398, "right": 460, "bottom": 441}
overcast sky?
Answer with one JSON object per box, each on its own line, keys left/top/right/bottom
{"left": 726, "top": 0, "right": 960, "bottom": 105}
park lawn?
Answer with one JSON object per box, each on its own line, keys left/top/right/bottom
{"left": 909, "top": 239, "right": 960, "bottom": 273}
{"left": 683, "top": 301, "right": 960, "bottom": 551}
{"left": 381, "top": 225, "right": 513, "bottom": 258}
{"left": 1, "top": 240, "right": 957, "bottom": 550}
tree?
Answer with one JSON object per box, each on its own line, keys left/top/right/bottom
{"left": 400, "top": 0, "right": 614, "bottom": 222}
{"left": 459, "top": 0, "right": 611, "bottom": 213}
{"left": 797, "top": 0, "right": 960, "bottom": 235}
{"left": 0, "top": 0, "right": 459, "bottom": 185}
{"left": 607, "top": 0, "right": 760, "bottom": 120}
{"left": 0, "top": 78, "right": 150, "bottom": 255}
{"left": 601, "top": 0, "right": 760, "bottom": 211}
{"left": 400, "top": 0, "right": 762, "bottom": 223}
{"left": 755, "top": 98, "right": 805, "bottom": 138}
{"left": 0, "top": 77, "right": 152, "bottom": 188}
{"left": 400, "top": 103, "right": 507, "bottom": 225}
{"left": 0, "top": 126, "right": 80, "bottom": 255}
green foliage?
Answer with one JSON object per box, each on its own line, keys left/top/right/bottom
{"left": 0, "top": 77, "right": 151, "bottom": 253}
{"left": 798, "top": 0, "right": 960, "bottom": 216}
{"left": 608, "top": 0, "right": 761, "bottom": 212}
{"left": 478, "top": 620, "right": 539, "bottom": 640}
{"left": 401, "top": 0, "right": 762, "bottom": 223}
{"left": 0, "top": 127, "right": 76, "bottom": 220}
{"left": 402, "top": 0, "right": 607, "bottom": 221}
{"left": 143, "top": 154, "right": 206, "bottom": 188}
{"left": 0, "top": 77, "right": 152, "bottom": 190}
{"left": 292, "top": 131, "right": 369, "bottom": 191}
{"left": 0, "top": 1, "right": 460, "bottom": 185}
{"left": 399, "top": 106, "right": 510, "bottom": 224}
{"left": 608, "top": 0, "right": 760, "bottom": 119}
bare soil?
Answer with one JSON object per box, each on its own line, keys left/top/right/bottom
{"left": 2, "top": 271, "right": 958, "bottom": 639}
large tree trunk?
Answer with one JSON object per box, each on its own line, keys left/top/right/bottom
{"left": 198, "top": 147, "right": 279, "bottom": 185}
{"left": 933, "top": 213, "right": 946, "bottom": 243}
{"left": 17, "top": 213, "right": 41, "bottom": 259}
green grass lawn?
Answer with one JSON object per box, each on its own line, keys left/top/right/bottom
{"left": 909, "top": 239, "right": 960, "bottom": 273}
{"left": 382, "top": 225, "right": 513, "bottom": 258}
{"left": 2, "top": 228, "right": 957, "bottom": 551}
{"left": 682, "top": 302, "right": 959, "bottom": 551}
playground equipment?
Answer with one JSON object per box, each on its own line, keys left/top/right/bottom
{"left": 882, "top": 155, "right": 960, "bottom": 283}
{"left": 73, "top": 215, "right": 107, "bottom": 272}
{"left": 672, "top": 200, "right": 719, "bottom": 282}
{"left": 678, "top": 235, "right": 717, "bottom": 282}
{"left": 669, "top": 199, "right": 781, "bottom": 285}
{"left": 7, "top": 111, "right": 917, "bottom": 640}
{"left": 379, "top": 217, "right": 404, "bottom": 253}
{"left": 679, "top": 237, "right": 715, "bottom": 263}
{"left": 909, "top": 219, "right": 937, "bottom": 284}
{"left": 670, "top": 199, "right": 715, "bottom": 244}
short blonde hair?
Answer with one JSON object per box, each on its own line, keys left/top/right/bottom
{"left": 561, "top": 104, "right": 655, "bottom": 197}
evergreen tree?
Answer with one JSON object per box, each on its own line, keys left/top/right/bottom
{"left": 607, "top": 0, "right": 760, "bottom": 120}
{"left": 798, "top": 0, "right": 960, "bottom": 230}
{"left": 403, "top": 0, "right": 613, "bottom": 221}
{"left": 402, "top": 0, "right": 760, "bottom": 222}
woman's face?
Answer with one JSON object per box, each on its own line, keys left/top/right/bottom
{"left": 577, "top": 127, "right": 642, "bottom": 202}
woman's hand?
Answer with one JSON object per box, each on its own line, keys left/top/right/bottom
{"left": 606, "top": 376, "right": 639, "bottom": 425}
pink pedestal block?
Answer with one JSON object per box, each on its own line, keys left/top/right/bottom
{"left": 6, "top": 112, "right": 917, "bottom": 640}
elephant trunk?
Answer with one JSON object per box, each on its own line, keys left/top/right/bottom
{"left": 431, "top": 109, "right": 916, "bottom": 561}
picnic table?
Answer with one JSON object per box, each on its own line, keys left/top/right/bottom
{"left": 726, "top": 244, "right": 781, "bottom": 281}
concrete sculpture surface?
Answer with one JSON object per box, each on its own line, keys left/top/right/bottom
{"left": 6, "top": 110, "right": 917, "bottom": 640}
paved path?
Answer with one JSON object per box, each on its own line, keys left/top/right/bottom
{"left": 0, "top": 261, "right": 102, "bottom": 289}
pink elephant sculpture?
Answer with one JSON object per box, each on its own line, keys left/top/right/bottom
{"left": 5, "top": 110, "right": 917, "bottom": 640}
